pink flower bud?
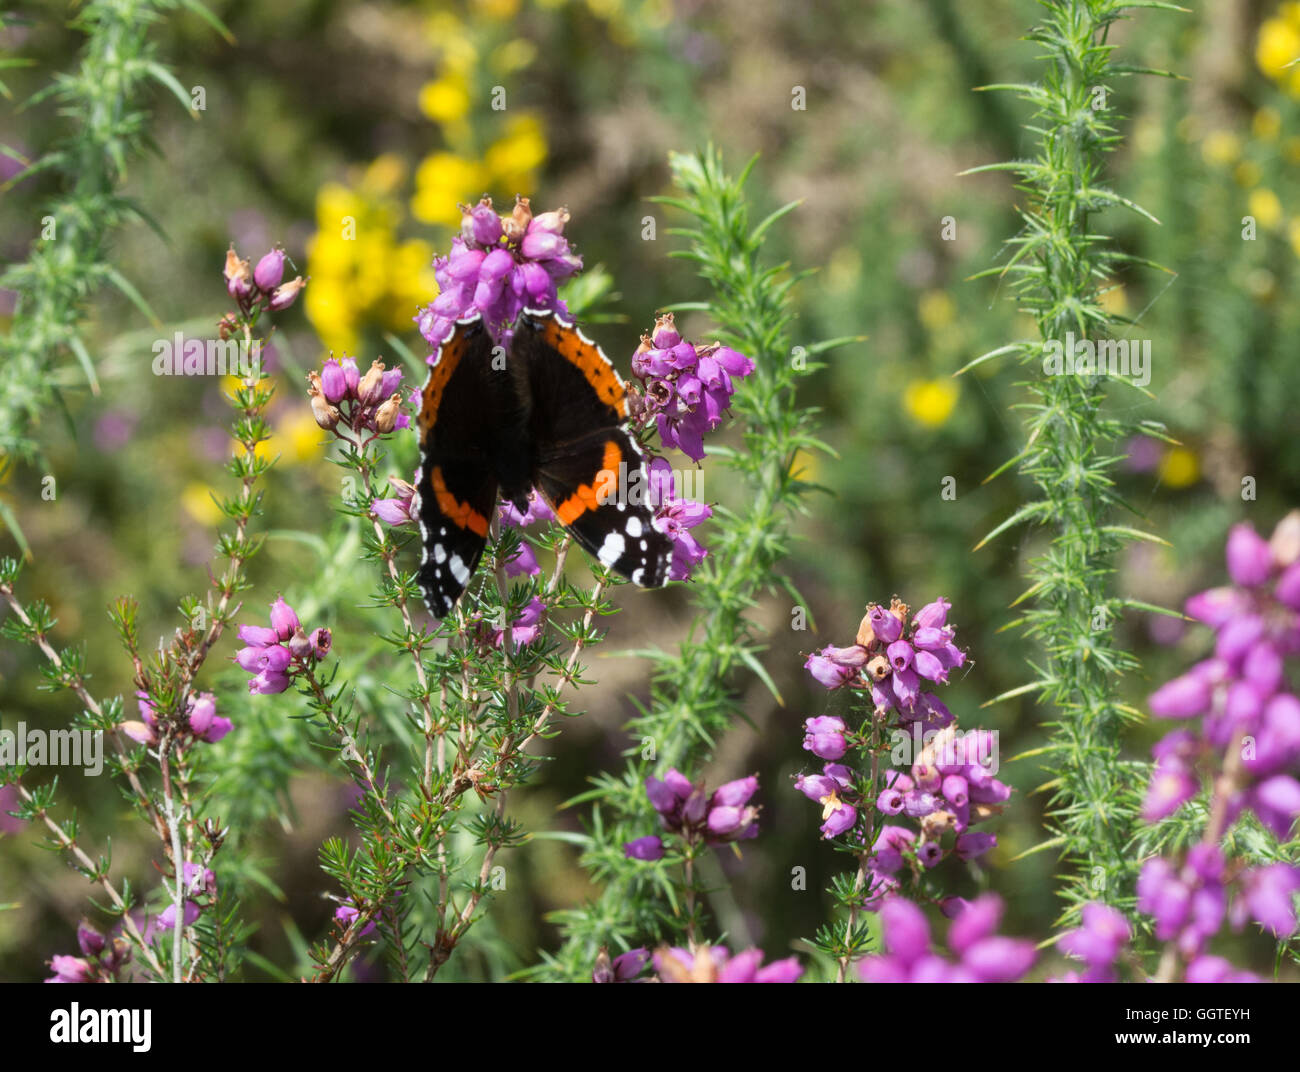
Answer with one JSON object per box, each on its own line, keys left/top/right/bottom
{"left": 253, "top": 248, "right": 286, "bottom": 291}
{"left": 269, "top": 597, "right": 300, "bottom": 640}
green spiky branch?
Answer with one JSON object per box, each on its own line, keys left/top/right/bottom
{"left": 965, "top": 0, "right": 1181, "bottom": 928}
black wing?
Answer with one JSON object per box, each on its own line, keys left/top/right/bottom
{"left": 414, "top": 316, "right": 498, "bottom": 617}
{"left": 514, "top": 308, "right": 672, "bottom": 588}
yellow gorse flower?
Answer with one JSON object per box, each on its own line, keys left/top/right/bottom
{"left": 903, "top": 379, "right": 959, "bottom": 429}
{"left": 1158, "top": 447, "right": 1200, "bottom": 490}
{"left": 1257, "top": 2, "right": 1300, "bottom": 96}
{"left": 1249, "top": 188, "right": 1284, "bottom": 232}
{"left": 306, "top": 160, "right": 438, "bottom": 356}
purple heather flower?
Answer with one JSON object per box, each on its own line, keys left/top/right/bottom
{"left": 335, "top": 903, "right": 377, "bottom": 939}
{"left": 954, "top": 831, "right": 996, "bottom": 861}
{"left": 371, "top": 478, "right": 417, "bottom": 526}
{"left": 1148, "top": 670, "right": 1213, "bottom": 719}
{"left": 269, "top": 597, "right": 300, "bottom": 641}
{"left": 253, "top": 248, "right": 285, "bottom": 292}
{"left": 946, "top": 893, "right": 1002, "bottom": 955}
{"left": 630, "top": 314, "right": 754, "bottom": 463}
{"left": 804, "top": 645, "right": 866, "bottom": 690}
{"left": 499, "top": 488, "right": 556, "bottom": 529}
{"left": 802, "top": 715, "right": 849, "bottom": 760}
{"left": 870, "top": 826, "right": 916, "bottom": 875}
{"left": 1185, "top": 586, "right": 1249, "bottom": 628}
{"left": 917, "top": 841, "right": 944, "bottom": 868}
{"left": 645, "top": 775, "right": 681, "bottom": 815}
{"left": 1058, "top": 902, "right": 1130, "bottom": 971}
{"left": 624, "top": 835, "right": 666, "bottom": 862}
{"left": 645, "top": 458, "right": 711, "bottom": 581}
{"left": 46, "top": 955, "right": 92, "bottom": 984}
{"left": 1142, "top": 756, "right": 1199, "bottom": 821}
{"left": 1226, "top": 523, "right": 1274, "bottom": 587}
{"left": 76, "top": 922, "right": 106, "bottom": 958}
{"left": 1236, "top": 863, "right": 1300, "bottom": 937}
{"left": 1276, "top": 562, "right": 1300, "bottom": 610}
{"left": 183, "top": 862, "right": 216, "bottom": 895}
{"left": 503, "top": 539, "right": 541, "bottom": 577}
{"left": 795, "top": 768, "right": 855, "bottom": 839}
{"left": 961, "top": 935, "right": 1037, "bottom": 983}
{"left": 158, "top": 900, "right": 201, "bottom": 930}
{"left": 868, "top": 603, "right": 903, "bottom": 644}
{"left": 492, "top": 597, "right": 547, "bottom": 648}
{"left": 1184, "top": 955, "right": 1261, "bottom": 983}
{"left": 712, "top": 776, "right": 758, "bottom": 808}
{"left": 593, "top": 947, "right": 651, "bottom": 983}
{"left": 320, "top": 359, "right": 348, "bottom": 404}
{"left": 249, "top": 670, "right": 291, "bottom": 695}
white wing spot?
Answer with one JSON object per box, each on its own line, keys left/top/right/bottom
{"left": 626, "top": 517, "right": 643, "bottom": 538}
{"left": 598, "top": 531, "right": 626, "bottom": 567}
{"left": 449, "top": 554, "right": 470, "bottom": 585}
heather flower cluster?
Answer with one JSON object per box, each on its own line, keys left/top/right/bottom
{"left": 1143, "top": 516, "right": 1300, "bottom": 838}
{"left": 858, "top": 894, "right": 1035, "bottom": 983}
{"left": 45, "top": 923, "right": 131, "bottom": 983}
{"left": 629, "top": 312, "right": 756, "bottom": 462}
{"left": 624, "top": 770, "right": 760, "bottom": 861}
{"left": 805, "top": 597, "right": 965, "bottom": 726}
{"left": 121, "top": 691, "right": 231, "bottom": 747}
{"left": 308, "top": 355, "right": 407, "bottom": 436}
{"left": 416, "top": 195, "right": 580, "bottom": 347}
{"left": 223, "top": 244, "right": 305, "bottom": 317}
{"left": 795, "top": 597, "right": 1004, "bottom": 889}
{"left": 1137, "top": 846, "right": 1299, "bottom": 970}
{"left": 236, "top": 597, "right": 332, "bottom": 695}
{"left": 653, "top": 944, "right": 802, "bottom": 983}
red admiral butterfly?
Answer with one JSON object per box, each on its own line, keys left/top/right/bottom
{"left": 414, "top": 307, "right": 673, "bottom": 618}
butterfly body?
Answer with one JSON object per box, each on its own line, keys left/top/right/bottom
{"left": 414, "top": 307, "right": 673, "bottom": 618}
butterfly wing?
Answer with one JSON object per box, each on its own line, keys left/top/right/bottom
{"left": 414, "top": 316, "right": 499, "bottom": 618}
{"left": 514, "top": 308, "right": 673, "bottom": 588}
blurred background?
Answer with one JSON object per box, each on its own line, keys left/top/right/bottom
{"left": 2, "top": 0, "right": 1298, "bottom": 980}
